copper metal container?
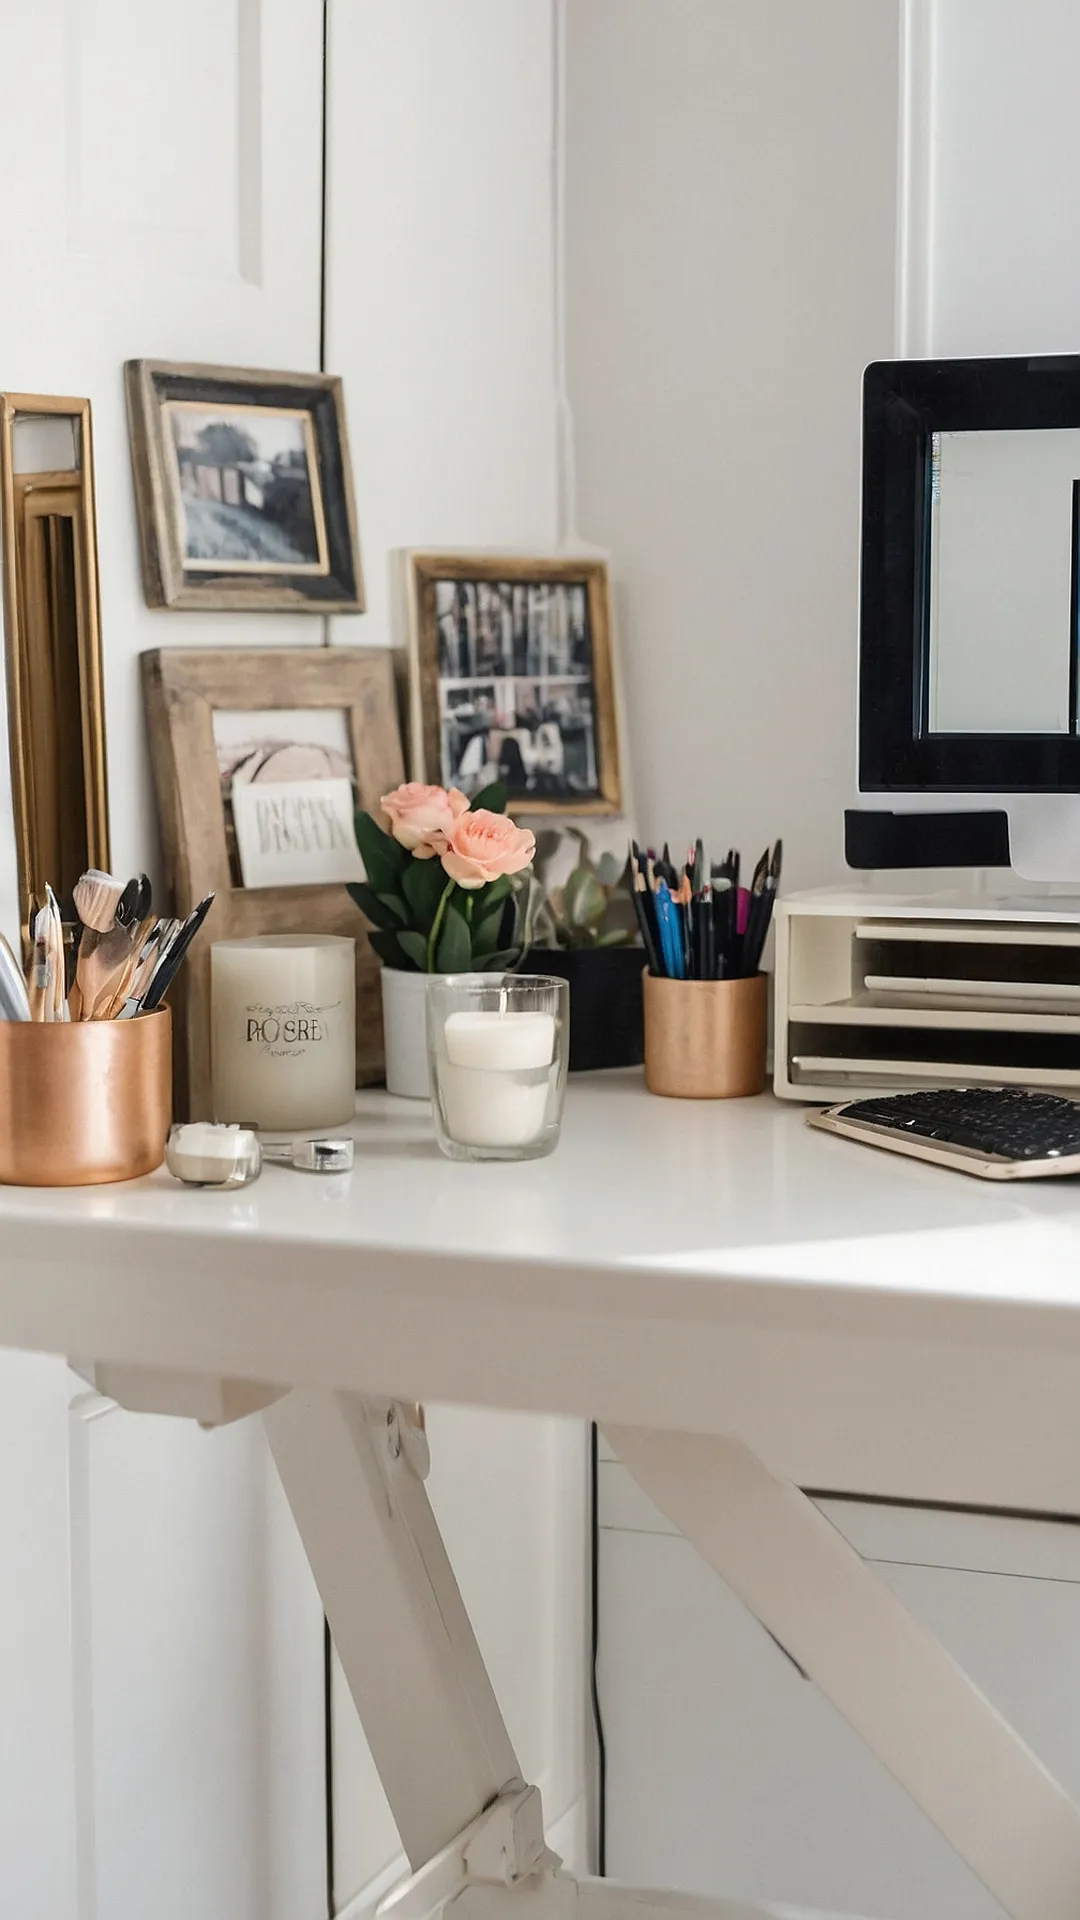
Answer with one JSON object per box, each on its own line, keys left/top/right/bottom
{"left": 643, "top": 970, "right": 768, "bottom": 1099}
{"left": 0, "top": 1008, "right": 173, "bottom": 1185}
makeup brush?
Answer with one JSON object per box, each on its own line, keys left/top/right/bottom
{"left": 45, "top": 884, "right": 68, "bottom": 1022}
{"left": 73, "top": 869, "right": 125, "bottom": 934}
{"left": 100, "top": 916, "right": 156, "bottom": 1020}
{"left": 28, "top": 904, "right": 65, "bottom": 1022}
{"left": 139, "top": 894, "right": 215, "bottom": 1012}
{"left": 76, "top": 923, "right": 138, "bottom": 1021}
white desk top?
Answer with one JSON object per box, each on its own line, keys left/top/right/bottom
{"left": 4, "top": 1075, "right": 1080, "bottom": 1503}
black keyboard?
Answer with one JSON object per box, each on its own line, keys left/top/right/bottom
{"left": 808, "top": 1087, "right": 1080, "bottom": 1179}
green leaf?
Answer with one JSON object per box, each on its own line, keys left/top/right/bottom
{"left": 468, "top": 780, "right": 507, "bottom": 815}
{"left": 397, "top": 930, "right": 430, "bottom": 971}
{"left": 596, "top": 927, "right": 632, "bottom": 947}
{"left": 347, "top": 882, "right": 408, "bottom": 931}
{"left": 563, "top": 867, "right": 607, "bottom": 931}
{"left": 478, "top": 948, "right": 521, "bottom": 971}
{"left": 402, "top": 858, "right": 450, "bottom": 928}
{"left": 595, "top": 852, "right": 625, "bottom": 889}
{"left": 367, "top": 929, "right": 410, "bottom": 969}
{"left": 354, "top": 811, "right": 407, "bottom": 892}
{"left": 471, "top": 906, "right": 509, "bottom": 956}
{"left": 479, "top": 872, "right": 512, "bottom": 908}
{"left": 436, "top": 902, "right": 473, "bottom": 974}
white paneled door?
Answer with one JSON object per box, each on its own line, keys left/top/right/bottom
{"left": 0, "top": 4, "right": 329, "bottom": 1916}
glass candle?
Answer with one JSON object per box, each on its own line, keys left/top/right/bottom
{"left": 211, "top": 935, "right": 355, "bottom": 1131}
{"left": 426, "top": 974, "right": 569, "bottom": 1162}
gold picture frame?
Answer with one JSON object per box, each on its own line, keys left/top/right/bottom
{"left": 125, "top": 360, "right": 364, "bottom": 613}
{"left": 0, "top": 392, "right": 111, "bottom": 941}
{"left": 142, "top": 647, "right": 404, "bottom": 1117}
{"left": 406, "top": 551, "right": 621, "bottom": 815}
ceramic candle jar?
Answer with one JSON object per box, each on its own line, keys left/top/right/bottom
{"left": 211, "top": 935, "right": 356, "bottom": 1131}
{"left": 426, "top": 974, "right": 569, "bottom": 1161}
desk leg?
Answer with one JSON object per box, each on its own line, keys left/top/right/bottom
{"left": 265, "top": 1389, "right": 856, "bottom": 1920}
{"left": 263, "top": 1389, "right": 538, "bottom": 1874}
{"left": 607, "top": 1423, "right": 1080, "bottom": 1920}
{"left": 266, "top": 1389, "right": 895, "bottom": 1920}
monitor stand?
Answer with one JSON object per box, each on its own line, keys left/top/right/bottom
{"left": 1007, "top": 796, "right": 1080, "bottom": 884}
{"left": 847, "top": 798, "right": 1080, "bottom": 886}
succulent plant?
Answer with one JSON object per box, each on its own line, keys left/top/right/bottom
{"left": 524, "top": 829, "right": 637, "bottom": 952}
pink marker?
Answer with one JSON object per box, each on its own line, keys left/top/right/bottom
{"left": 736, "top": 886, "right": 751, "bottom": 936}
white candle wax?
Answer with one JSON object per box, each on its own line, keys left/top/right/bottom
{"left": 443, "top": 1011, "right": 555, "bottom": 1070}
{"left": 439, "top": 1010, "right": 556, "bottom": 1148}
{"left": 212, "top": 935, "right": 356, "bottom": 1131}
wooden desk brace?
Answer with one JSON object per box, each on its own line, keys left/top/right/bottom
{"left": 266, "top": 1387, "right": 1080, "bottom": 1920}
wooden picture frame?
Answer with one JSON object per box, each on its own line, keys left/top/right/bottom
{"left": 142, "top": 648, "right": 403, "bottom": 1118}
{"left": 125, "top": 360, "right": 364, "bottom": 612}
{"left": 405, "top": 551, "right": 621, "bottom": 815}
{"left": 0, "top": 393, "right": 111, "bottom": 941}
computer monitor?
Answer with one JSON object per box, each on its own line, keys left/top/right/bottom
{"left": 858, "top": 353, "right": 1080, "bottom": 879}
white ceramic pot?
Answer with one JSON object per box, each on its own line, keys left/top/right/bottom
{"left": 381, "top": 966, "right": 439, "bottom": 1099}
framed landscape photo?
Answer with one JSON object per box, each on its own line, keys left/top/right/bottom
{"left": 142, "top": 648, "right": 404, "bottom": 1116}
{"left": 406, "top": 552, "right": 621, "bottom": 814}
{"left": 125, "top": 360, "right": 364, "bottom": 612}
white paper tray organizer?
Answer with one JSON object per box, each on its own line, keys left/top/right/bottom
{"left": 774, "top": 889, "right": 1080, "bottom": 1101}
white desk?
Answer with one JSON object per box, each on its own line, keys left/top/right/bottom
{"left": 3, "top": 1076, "right": 1080, "bottom": 1920}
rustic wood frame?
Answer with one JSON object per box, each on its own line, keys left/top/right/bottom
{"left": 142, "top": 647, "right": 404, "bottom": 1118}
{"left": 125, "top": 359, "right": 364, "bottom": 612}
{"left": 405, "top": 551, "right": 621, "bottom": 815}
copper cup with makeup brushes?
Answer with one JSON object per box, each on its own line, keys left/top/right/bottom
{"left": 0, "top": 866, "right": 215, "bottom": 1183}
{"left": 0, "top": 1007, "right": 172, "bottom": 1185}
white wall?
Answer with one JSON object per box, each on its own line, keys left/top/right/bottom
{"left": 323, "top": 6, "right": 588, "bottom": 1908}
{"left": 325, "top": 0, "right": 559, "bottom": 652}
{"left": 906, "top": 0, "right": 1080, "bottom": 358}
{"left": 564, "top": 0, "right": 900, "bottom": 890}
{"left": 0, "top": 0, "right": 329, "bottom": 944}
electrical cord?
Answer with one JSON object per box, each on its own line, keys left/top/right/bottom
{"left": 589, "top": 1421, "right": 607, "bottom": 1875}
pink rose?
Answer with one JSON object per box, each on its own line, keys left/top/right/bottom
{"left": 440, "top": 809, "right": 536, "bottom": 889}
{"left": 380, "top": 782, "right": 470, "bottom": 858}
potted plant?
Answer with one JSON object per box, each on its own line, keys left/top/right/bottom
{"left": 349, "top": 781, "right": 535, "bottom": 1097}
{"left": 524, "top": 831, "right": 644, "bottom": 1072}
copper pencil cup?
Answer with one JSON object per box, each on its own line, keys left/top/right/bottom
{"left": 643, "top": 970, "right": 768, "bottom": 1099}
{"left": 0, "top": 1008, "right": 173, "bottom": 1185}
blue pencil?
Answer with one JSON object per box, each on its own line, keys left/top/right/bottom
{"left": 654, "top": 881, "right": 686, "bottom": 979}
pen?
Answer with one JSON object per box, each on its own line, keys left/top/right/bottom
{"left": 627, "top": 846, "right": 662, "bottom": 975}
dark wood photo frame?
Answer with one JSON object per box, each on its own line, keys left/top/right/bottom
{"left": 126, "top": 360, "right": 364, "bottom": 613}
{"left": 142, "top": 647, "right": 403, "bottom": 1117}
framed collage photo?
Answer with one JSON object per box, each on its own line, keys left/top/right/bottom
{"left": 406, "top": 552, "right": 621, "bottom": 815}
{"left": 125, "top": 360, "right": 364, "bottom": 612}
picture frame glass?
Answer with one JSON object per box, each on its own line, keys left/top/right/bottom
{"left": 165, "top": 401, "right": 330, "bottom": 576}
{"left": 434, "top": 577, "right": 602, "bottom": 805}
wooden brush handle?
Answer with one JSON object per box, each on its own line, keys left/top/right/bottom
{"left": 100, "top": 917, "right": 156, "bottom": 1020}
{"left": 76, "top": 927, "right": 134, "bottom": 1021}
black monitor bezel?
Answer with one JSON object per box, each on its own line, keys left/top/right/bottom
{"left": 860, "top": 353, "right": 1080, "bottom": 793}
